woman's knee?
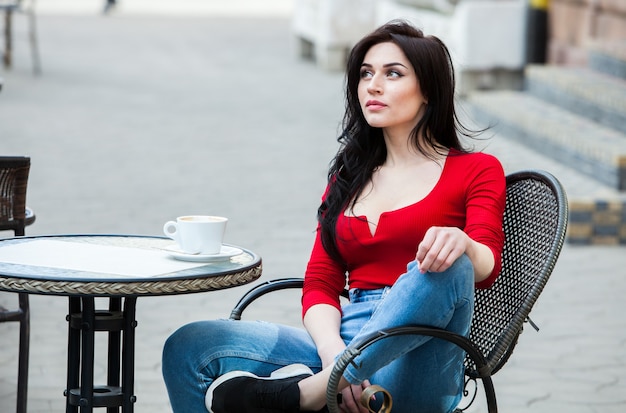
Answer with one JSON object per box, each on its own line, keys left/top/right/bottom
{"left": 162, "top": 320, "right": 236, "bottom": 370}
{"left": 162, "top": 321, "right": 206, "bottom": 373}
{"left": 446, "top": 253, "right": 473, "bottom": 275}
{"left": 445, "top": 254, "right": 474, "bottom": 296}
{"left": 404, "top": 254, "right": 473, "bottom": 287}
{"left": 407, "top": 253, "right": 472, "bottom": 274}
{"left": 164, "top": 321, "right": 206, "bottom": 354}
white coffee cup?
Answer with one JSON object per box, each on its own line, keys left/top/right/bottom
{"left": 163, "top": 215, "right": 228, "bottom": 255}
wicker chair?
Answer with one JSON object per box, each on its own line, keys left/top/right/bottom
{"left": 0, "top": 155, "right": 36, "bottom": 413}
{"left": 229, "top": 169, "right": 569, "bottom": 413}
{"left": 1, "top": 0, "right": 40, "bottom": 74}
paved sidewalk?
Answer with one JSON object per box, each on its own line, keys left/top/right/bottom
{"left": 1, "top": 10, "right": 625, "bottom": 413}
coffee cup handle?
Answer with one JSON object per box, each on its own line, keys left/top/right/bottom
{"left": 163, "top": 221, "right": 178, "bottom": 241}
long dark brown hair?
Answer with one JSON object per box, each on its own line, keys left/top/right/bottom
{"left": 318, "top": 20, "right": 479, "bottom": 264}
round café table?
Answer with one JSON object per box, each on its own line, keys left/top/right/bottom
{"left": 0, "top": 234, "right": 262, "bottom": 413}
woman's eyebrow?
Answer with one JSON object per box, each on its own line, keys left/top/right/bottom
{"left": 360, "top": 62, "right": 408, "bottom": 69}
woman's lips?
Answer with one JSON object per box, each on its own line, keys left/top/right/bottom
{"left": 366, "top": 100, "right": 387, "bottom": 110}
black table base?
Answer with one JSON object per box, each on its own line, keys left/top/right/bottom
{"left": 65, "top": 296, "right": 137, "bottom": 413}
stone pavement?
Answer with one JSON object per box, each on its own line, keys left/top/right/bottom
{"left": 1, "top": 5, "right": 625, "bottom": 413}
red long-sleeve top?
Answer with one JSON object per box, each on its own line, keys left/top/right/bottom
{"left": 302, "top": 149, "right": 506, "bottom": 318}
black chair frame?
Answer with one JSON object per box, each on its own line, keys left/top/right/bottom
{"left": 229, "top": 169, "right": 569, "bottom": 413}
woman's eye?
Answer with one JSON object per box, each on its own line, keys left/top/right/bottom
{"left": 360, "top": 70, "right": 373, "bottom": 79}
{"left": 387, "top": 70, "right": 403, "bottom": 78}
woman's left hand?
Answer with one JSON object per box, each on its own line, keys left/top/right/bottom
{"left": 415, "top": 226, "right": 469, "bottom": 273}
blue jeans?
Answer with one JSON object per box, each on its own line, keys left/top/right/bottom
{"left": 162, "top": 255, "right": 474, "bottom": 413}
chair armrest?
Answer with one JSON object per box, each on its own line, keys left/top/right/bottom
{"left": 229, "top": 278, "right": 305, "bottom": 320}
{"left": 229, "top": 278, "right": 350, "bottom": 320}
{"left": 325, "top": 325, "right": 497, "bottom": 413}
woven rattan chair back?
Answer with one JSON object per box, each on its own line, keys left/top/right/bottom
{"left": 0, "top": 156, "right": 31, "bottom": 234}
{"left": 0, "top": 155, "right": 35, "bottom": 413}
{"left": 466, "top": 170, "right": 568, "bottom": 376}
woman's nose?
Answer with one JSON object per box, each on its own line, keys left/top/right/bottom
{"left": 367, "top": 75, "right": 383, "bottom": 94}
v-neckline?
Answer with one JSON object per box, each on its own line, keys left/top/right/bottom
{"left": 345, "top": 152, "right": 451, "bottom": 237}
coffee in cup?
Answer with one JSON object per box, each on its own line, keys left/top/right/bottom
{"left": 163, "top": 215, "right": 227, "bottom": 255}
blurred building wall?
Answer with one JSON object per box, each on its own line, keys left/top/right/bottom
{"left": 548, "top": 0, "right": 626, "bottom": 65}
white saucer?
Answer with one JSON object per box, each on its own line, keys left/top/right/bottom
{"left": 164, "top": 245, "right": 243, "bottom": 262}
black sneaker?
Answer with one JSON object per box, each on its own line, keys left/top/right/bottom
{"left": 205, "top": 364, "right": 314, "bottom": 413}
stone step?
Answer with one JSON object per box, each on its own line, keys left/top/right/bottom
{"left": 525, "top": 64, "right": 626, "bottom": 135}
{"left": 466, "top": 90, "right": 626, "bottom": 191}
{"left": 587, "top": 39, "right": 626, "bottom": 80}
{"left": 460, "top": 118, "right": 626, "bottom": 245}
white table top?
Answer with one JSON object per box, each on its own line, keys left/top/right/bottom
{"left": 0, "top": 234, "right": 262, "bottom": 296}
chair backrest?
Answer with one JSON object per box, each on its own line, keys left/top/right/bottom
{"left": 0, "top": 156, "right": 31, "bottom": 235}
{"left": 466, "top": 170, "right": 568, "bottom": 376}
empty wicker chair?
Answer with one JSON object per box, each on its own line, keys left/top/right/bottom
{"left": 229, "top": 169, "right": 569, "bottom": 413}
{"left": 0, "top": 155, "right": 36, "bottom": 413}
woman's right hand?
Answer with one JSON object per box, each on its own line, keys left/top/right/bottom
{"left": 338, "top": 380, "right": 373, "bottom": 413}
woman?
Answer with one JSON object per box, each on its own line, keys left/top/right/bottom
{"left": 162, "top": 20, "right": 505, "bottom": 413}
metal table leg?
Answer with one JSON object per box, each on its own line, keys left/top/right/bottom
{"left": 107, "top": 298, "right": 122, "bottom": 413}
{"left": 65, "top": 296, "right": 138, "bottom": 412}
{"left": 122, "top": 297, "right": 137, "bottom": 411}
{"left": 65, "top": 297, "right": 81, "bottom": 413}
